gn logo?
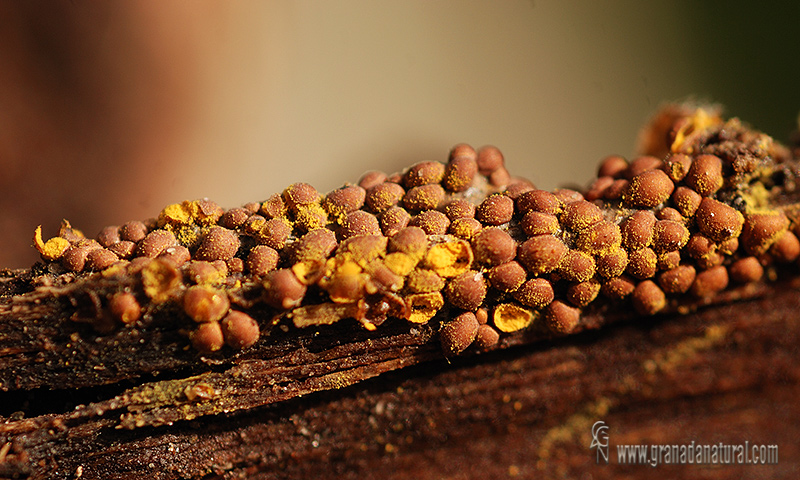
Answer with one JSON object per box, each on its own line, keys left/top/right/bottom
{"left": 590, "top": 421, "right": 609, "bottom": 464}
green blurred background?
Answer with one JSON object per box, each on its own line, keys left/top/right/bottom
{"left": 1, "top": 1, "right": 799, "bottom": 268}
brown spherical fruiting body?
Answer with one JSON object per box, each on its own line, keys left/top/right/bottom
{"left": 770, "top": 231, "right": 800, "bottom": 262}
{"left": 560, "top": 200, "right": 602, "bottom": 232}
{"left": 443, "top": 156, "right": 478, "bottom": 192}
{"left": 472, "top": 227, "right": 517, "bottom": 266}
{"left": 449, "top": 218, "right": 483, "bottom": 239}
{"left": 260, "top": 194, "right": 287, "bottom": 219}
{"left": 596, "top": 248, "right": 629, "bottom": 278}
{"left": 603, "top": 179, "right": 629, "bottom": 200}
{"left": 474, "top": 324, "right": 500, "bottom": 349}
{"left": 259, "top": 218, "right": 292, "bottom": 250}
{"left": 366, "top": 182, "right": 405, "bottom": 213}
{"left": 191, "top": 321, "right": 225, "bottom": 354}
{"left": 96, "top": 226, "right": 121, "bottom": 248}
{"left": 584, "top": 176, "right": 615, "bottom": 201}
{"left": 475, "top": 308, "right": 489, "bottom": 325}
{"left": 358, "top": 170, "right": 388, "bottom": 190}
{"left": 239, "top": 200, "right": 259, "bottom": 213}
{"left": 183, "top": 285, "right": 231, "bottom": 323}
{"left": 489, "top": 166, "right": 510, "bottom": 186}
{"left": 403, "top": 184, "right": 445, "bottom": 211}
{"left": 672, "top": 186, "right": 702, "bottom": 218}
{"left": 516, "top": 190, "right": 561, "bottom": 215}
{"left": 476, "top": 195, "right": 514, "bottom": 225}
{"left": 504, "top": 179, "right": 536, "bottom": 199}
{"left": 440, "top": 312, "right": 480, "bottom": 356}
{"left": 514, "top": 278, "right": 554, "bottom": 308}
{"left": 137, "top": 230, "right": 177, "bottom": 258}
{"left": 553, "top": 188, "right": 584, "bottom": 205}
{"left": 61, "top": 242, "right": 100, "bottom": 272}
{"left": 652, "top": 220, "right": 690, "bottom": 252}
{"left": 443, "top": 199, "right": 476, "bottom": 221}
{"left": 487, "top": 261, "right": 527, "bottom": 293}
{"left": 196, "top": 199, "right": 224, "bottom": 224}
{"left": 624, "top": 169, "right": 674, "bottom": 207}
{"left": 566, "top": 280, "right": 600, "bottom": 307}
{"left": 183, "top": 261, "right": 223, "bottom": 285}
{"left": 449, "top": 143, "right": 477, "bottom": 161}
{"left": 120, "top": 220, "right": 148, "bottom": 242}
{"left": 690, "top": 265, "right": 729, "bottom": 298}
{"left": 558, "top": 250, "right": 596, "bottom": 283}
{"left": 388, "top": 226, "right": 428, "bottom": 256}
{"left": 656, "top": 207, "right": 684, "bottom": 223}
{"left": 409, "top": 210, "right": 450, "bottom": 235}
{"left": 85, "top": 248, "right": 119, "bottom": 271}
{"left": 621, "top": 210, "right": 657, "bottom": 250}
{"left": 626, "top": 248, "right": 657, "bottom": 279}
{"left": 379, "top": 206, "right": 411, "bottom": 237}
{"left": 243, "top": 201, "right": 261, "bottom": 214}
{"left": 657, "top": 250, "right": 681, "bottom": 270}
{"left": 160, "top": 245, "right": 191, "bottom": 267}
{"left": 219, "top": 208, "right": 250, "bottom": 230}
{"left": 600, "top": 276, "right": 636, "bottom": 299}
{"left": 476, "top": 145, "right": 504, "bottom": 175}
{"left": 221, "top": 311, "right": 260, "bottom": 349}
{"left": 545, "top": 300, "right": 580, "bottom": 334}
{"left": 521, "top": 211, "right": 560, "bottom": 237}
{"left": 292, "top": 229, "right": 338, "bottom": 262}
{"left": 195, "top": 227, "right": 240, "bottom": 262}
{"left": 263, "top": 268, "right": 307, "bottom": 310}
{"left": 227, "top": 257, "right": 244, "bottom": 274}
{"left": 631, "top": 280, "right": 666, "bottom": 315}
{"left": 444, "top": 271, "right": 487, "bottom": 311}
{"left": 597, "top": 154, "right": 628, "bottom": 178}
{"left": 283, "top": 182, "right": 320, "bottom": 208}
{"left": 684, "top": 154, "right": 723, "bottom": 196}
{"left": 517, "top": 235, "right": 567, "bottom": 275}
{"left": 718, "top": 237, "right": 739, "bottom": 256}
{"left": 247, "top": 245, "right": 280, "bottom": 276}
{"left": 293, "top": 203, "right": 328, "bottom": 232}
{"left": 663, "top": 153, "right": 692, "bottom": 182}
{"left": 685, "top": 233, "right": 716, "bottom": 261}
{"left": 625, "top": 155, "right": 662, "bottom": 179}
{"left": 404, "top": 161, "right": 445, "bottom": 187}
{"left": 574, "top": 220, "right": 621, "bottom": 254}
{"left": 658, "top": 265, "right": 696, "bottom": 294}
{"left": 324, "top": 185, "right": 366, "bottom": 216}
{"left": 109, "top": 292, "right": 141, "bottom": 325}
{"left": 741, "top": 212, "right": 790, "bottom": 255}
{"left": 695, "top": 198, "right": 744, "bottom": 242}
{"left": 728, "top": 256, "right": 764, "bottom": 283}
{"left": 108, "top": 240, "right": 136, "bottom": 259}
{"left": 339, "top": 210, "right": 381, "bottom": 239}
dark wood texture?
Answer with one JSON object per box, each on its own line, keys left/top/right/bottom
{"left": 1, "top": 268, "right": 798, "bottom": 479}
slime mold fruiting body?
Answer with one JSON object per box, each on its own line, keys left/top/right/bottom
{"left": 32, "top": 106, "right": 800, "bottom": 356}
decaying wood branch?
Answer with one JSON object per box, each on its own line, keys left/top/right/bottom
{"left": 2, "top": 105, "right": 800, "bottom": 478}
{"left": 1, "top": 276, "right": 798, "bottom": 479}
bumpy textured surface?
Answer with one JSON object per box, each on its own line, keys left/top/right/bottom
{"left": 29, "top": 105, "right": 800, "bottom": 357}
{"left": 3, "top": 104, "right": 800, "bottom": 479}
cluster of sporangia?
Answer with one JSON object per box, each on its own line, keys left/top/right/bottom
{"left": 33, "top": 108, "right": 800, "bottom": 356}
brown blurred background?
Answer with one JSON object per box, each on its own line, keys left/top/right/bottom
{"left": 1, "top": 1, "right": 799, "bottom": 268}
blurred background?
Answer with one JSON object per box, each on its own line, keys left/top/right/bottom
{"left": 1, "top": 0, "right": 799, "bottom": 268}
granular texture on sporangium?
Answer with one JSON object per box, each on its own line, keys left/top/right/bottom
{"left": 32, "top": 105, "right": 800, "bottom": 357}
